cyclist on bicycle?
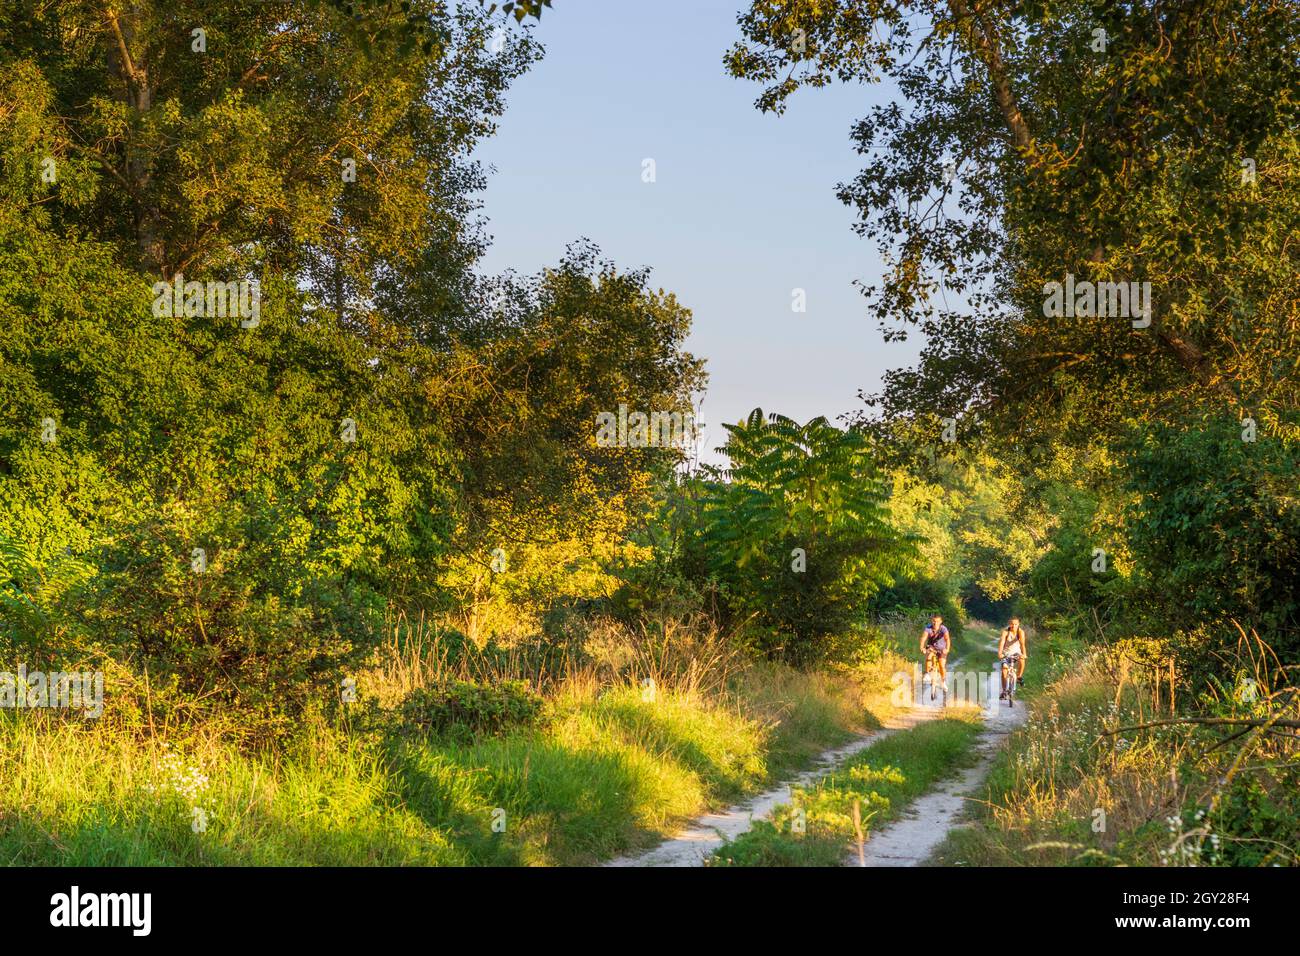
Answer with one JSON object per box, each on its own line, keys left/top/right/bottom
{"left": 998, "top": 617, "right": 1027, "bottom": 699}
{"left": 920, "top": 613, "right": 951, "bottom": 686}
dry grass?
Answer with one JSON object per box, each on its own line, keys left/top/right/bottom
{"left": 931, "top": 634, "right": 1300, "bottom": 867}
{"left": 363, "top": 610, "right": 749, "bottom": 707}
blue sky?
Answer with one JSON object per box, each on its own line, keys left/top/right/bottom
{"left": 471, "top": 0, "right": 923, "bottom": 461}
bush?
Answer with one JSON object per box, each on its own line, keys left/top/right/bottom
{"left": 1121, "top": 418, "right": 1300, "bottom": 685}
{"left": 399, "top": 680, "right": 545, "bottom": 737}
{"left": 870, "top": 577, "right": 965, "bottom": 632}
{"left": 0, "top": 214, "right": 455, "bottom": 726}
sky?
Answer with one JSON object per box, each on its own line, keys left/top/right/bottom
{"left": 470, "top": 0, "right": 922, "bottom": 462}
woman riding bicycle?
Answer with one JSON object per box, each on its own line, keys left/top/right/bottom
{"left": 920, "top": 613, "right": 950, "bottom": 687}
{"left": 998, "top": 617, "right": 1027, "bottom": 699}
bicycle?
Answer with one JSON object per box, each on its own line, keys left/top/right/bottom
{"left": 923, "top": 649, "right": 948, "bottom": 706}
{"left": 999, "top": 654, "right": 1022, "bottom": 707}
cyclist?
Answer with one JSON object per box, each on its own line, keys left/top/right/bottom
{"left": 920, "top": 613, "right": 951, "bottom": 688}
{"left": 998, "top": 617, "right": 1027, "bottom": 699}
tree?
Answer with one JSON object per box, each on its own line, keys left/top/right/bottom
{"left": 728, "top": 0, "right": 1300, "bottom": 445}
{"left": 1, "top": 0, "right": 712, "bottom": 714}
{"left": 427, "top": 245, "right": 705, "bottom": 640}
{"left": 699, "top": 411, "right": 914, "bottom": 663}
{"left": 1, "top": 0, "right": 538, "bottom": 319}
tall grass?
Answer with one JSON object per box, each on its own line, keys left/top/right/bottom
{"left": 365, "top": 611, "right": 747, "bottom": 704}
{"left": 1, "top": 614, "right": 906, "bottom": 866}
{"left": 930, "top": 630, "right": 1300, "bottom": 867}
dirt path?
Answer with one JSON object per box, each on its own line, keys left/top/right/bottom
{"left": 850, "top": 660, "right": 1027, "bottom": 866}
{"left": 607, "top": 663, "right": 959, "bottom": 868}
{"left": 606, "top": 701, "right": 951, "bottom": 868}
{"left": 608, "top": 633, "right": 1023, "bottom": 869}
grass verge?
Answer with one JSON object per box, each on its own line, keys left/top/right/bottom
{"left": 926, "top": 630, "right": 1300, "bottom": 867}
{"left": 708, "top": 711, "right": 984, "bottom": 866}
{"left": 0, "top": 634, "right": 906, "bottom": 865}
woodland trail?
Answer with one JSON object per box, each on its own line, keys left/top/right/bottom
{"left": 608, "top": 635, "right": 984, "bottom": 868}
{"left": 610, "top": 628, "right": 1027, "bottom": 868}
{"left": 606, "top": 701, "right": 951, "bottom": 867}
{"left": 850, "top": 653, "right": 1027, "bottom": 866}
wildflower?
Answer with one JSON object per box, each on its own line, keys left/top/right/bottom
{"left": 150, "top": 743, "right": 214, "bottom": 833}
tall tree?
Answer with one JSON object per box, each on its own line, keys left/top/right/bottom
{"left": 728, "top": 0, "right": 1300, "bottom": 443}
{"left": 1, "top": 0, "right": 538, "bottom": 317}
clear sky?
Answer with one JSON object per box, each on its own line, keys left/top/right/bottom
{"left": 471, "top": 0, "right": 922, "bottom": 462}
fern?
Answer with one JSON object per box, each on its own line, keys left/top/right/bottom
{"left": 0, "top": 531, "right": 94, "bottom": 646}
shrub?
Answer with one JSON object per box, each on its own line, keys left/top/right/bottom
{"left": 399, "top": 680, "right": 545, "bottom": 737}
{"left": 1121, "top": 418, "right": 1300, "bottom": 685}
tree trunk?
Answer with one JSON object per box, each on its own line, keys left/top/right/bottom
{"left": 105, "top": 6, "right": 164, "bottom": 275}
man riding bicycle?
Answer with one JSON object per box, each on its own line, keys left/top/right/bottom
{"left": 920, "top": 613, "right": 951, "bottom": 688}
{"left": 998, "top": 617, "right": 1027, "bottom": 699}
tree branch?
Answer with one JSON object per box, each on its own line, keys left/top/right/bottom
{"left": 1102, "top": 716, "right": 1300, "bottom": 734}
